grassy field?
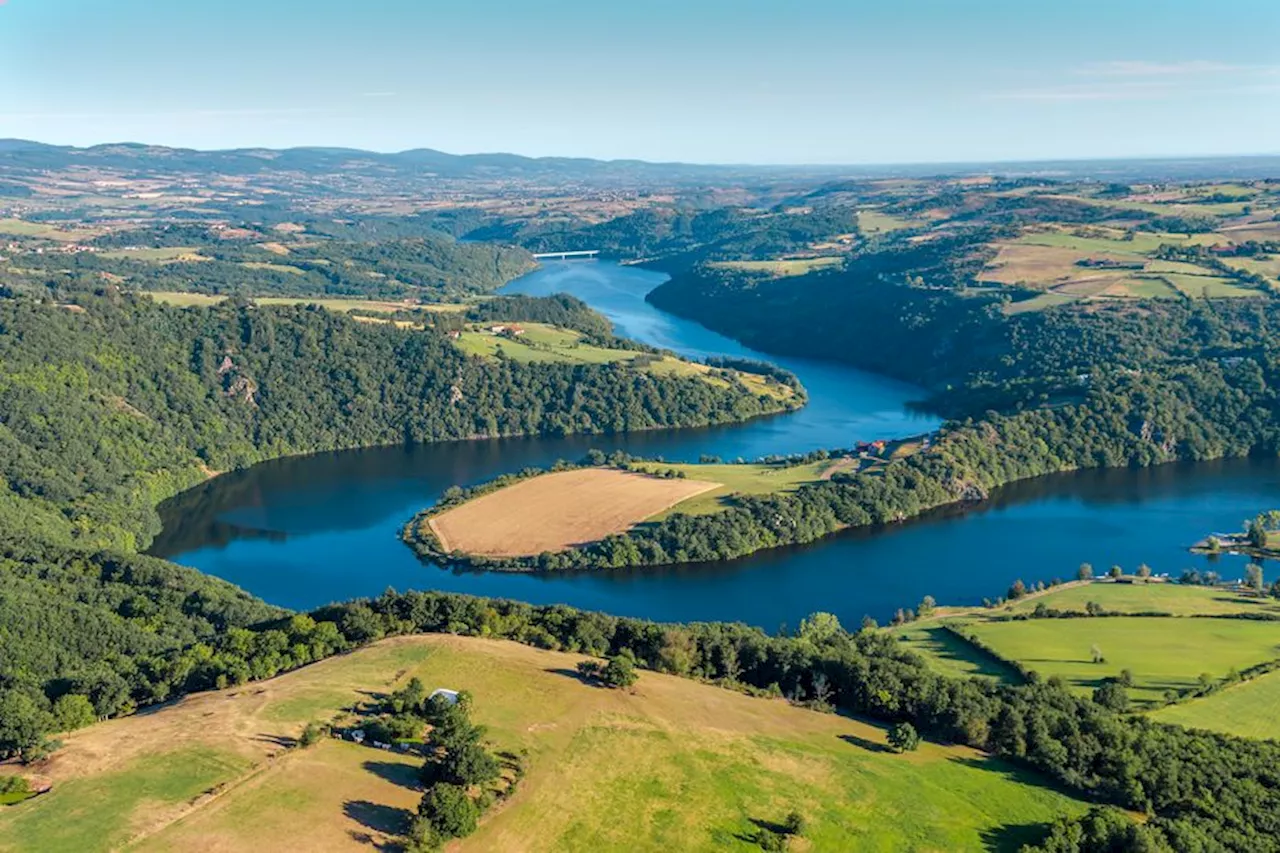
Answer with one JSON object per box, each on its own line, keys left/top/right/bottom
{"left": 1046, "top": 194, "right": 1251, "bottom": 218}
{"left": 240, "top": 261, "right": 307, "bottom": 275}
{"left": 979, "top": 243, "right": 1145, "bottom": 287}
{"left": 891, "top": 624, "right": 1022, "bottom": 683}
{"left": 629, "top": 460, "right": 829, "bottom": 518}
{"left": 455, "top": 323, "right": 631, "bottom": 365}
{"left": 144, "top": 291, "right": 448, "bottom": 314}
{"left": 1014, "top": 227, "right": 1224, "bottom": 255}
{"left": 1004, "top": 291, "right": 1079, "bottom": 314}
{"left": 708, "top": 257, "right": 844, "bottom": 277}
{"left": 0, "top": 218, "right": 101, "bottom": 241}
{"left": 857, "top": 209, "right": 916, "bottom": 234}
{"left": 98, "top": 247, "right": 211, "bottom": 262}
{"left": 1221, "top": 255, "right": 1280, "bottom": 285}
{"left": 964, "top": 617, "right": 1280, "bottom": 706}
{"left": 0, "top": 635, "right": 1087, "bottom": 852}
{"left": 987, "top": 226, "right": 1264, "bottom": 310}
{"left": 427, "top": 468, "right": 720, "bottom": 556}
{"left": 1150, "top": 668, "right": 1280, "bottom": 740}
{"left": 1001, "top": 581, "right": 1280, "bottom": 618}
{"left": 1158, "top": 273, "right": 1260, "bottom": 298}
{"left": 454, "top": 323, "right": 795, "bottom": 403}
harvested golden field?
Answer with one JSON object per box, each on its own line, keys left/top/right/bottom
{"left": 429, "top": 468, "right": 720, "bottom": 556}
{"left": 977, "top": 243, "right": 1140, "bottom": 287}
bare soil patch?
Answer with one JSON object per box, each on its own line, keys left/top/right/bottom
{"left": 429, "top": 468, "right": 720, "bottom": 557}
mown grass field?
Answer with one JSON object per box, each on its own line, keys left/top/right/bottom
{"left": 629, "top": 460, "right": 829, "bottom": 518}
{"left": 0, "top": 218, "right": 103, "bottom": 241}
{"left": 987, "top": 225, "right": 1267, "bottom": 310}
{"left": 455, "top": 322, "right": 629, "bottom": 364}
{"left": 1001, "top": 581, "right": 1280, "bottom": 618}
{"left": 144, "top": 291, "right": 452, "bottom": 314}
{"left": 1150, "top": 668, "right": 1280, "bottom": 740}
{"left": 857, "top": 209, "right": 916, "bottom": 233}
{"left": 964, "top": 617, "right": 1280, "bottom": 706}
{"left": 454, "top": 323, "right": 796, "bottom": 403}
{"left": 1222, "top": 255, "right": 1280, "bottom": 285}
{"left": 427, "top": 468, "right": 719, "bottom": 556}
{"left": 0, "top": 635, "right": 1087, "bottom": 852}
{"left": 708, "top": 257, "right": 844, "bottom": 277}
{"left": 1159, "top": 272, "right": 1259, "bottom": 298}
{"left": 98, "top": 247, "right": 211, "bottom": 262}
{"left": 1014, "top": 226, "right": 1223, "bottom": 255}
{"left": 240, "top": 261, "right": 307, "bottom": 275}
{"left": 891, "top": 624, "right": 1022, "bottom": 683}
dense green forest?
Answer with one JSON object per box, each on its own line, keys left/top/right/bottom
{"left": 507, "top": 205, "right": 859, "bottom": 264}
{"left": 0, "top": 292, "right": 791, "bottom": 551}
{"left": 1, "top": 227, "right": 534, "bottom": 302}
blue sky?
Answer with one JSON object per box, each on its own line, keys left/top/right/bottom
{"left": 2, "top": 0, "right": 1277, "bottom": 163}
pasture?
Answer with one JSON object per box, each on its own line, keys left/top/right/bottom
{"left": 708, "top": 257, "right": 844, "bottom": 277}
{"left": 454, "top": 322, "right": 631, "bottom": 365}
{"left": 1159, "top": 272, "right": 1260, "bottom": 298}
{"left": 986, "top": 226, "right": 1265, "bottom": 310}
{"left": 144, "top": 291, "right": 445, "bottom": 314}
{"left": 0, "top": 218, "right": 101, "bottom": 242}
{"left": 453, "top": 323, "right": 795, "bottom": 402}
{"left": 427, "top": 468, "right": 720, "bottom": 556}
{"left": 240, "top": 261, "right": 307, "bottom": 275}
{"left": 891, "top": 624, "right": 1021, "bottom": 683}
{"left": 628, "top": 460, "right": 828, "bottom": 517}
{"left": 963, "top": 617, "right": 1280, "bottom": 706}
{"left": 1150, "top": 669, "right": 1280, "bottom": 741}
{"left": 857, "top": 209, "right": 916, "bottom": 234}
{"left": 979, "top": 242, "right": 1144, "bottom": 287}
{"left": 0, "top": 635, "right": 1087, "bottom": 852}
{"left": 1002, "top": 581, "right": 1280, "bottom": 618}
{"left": 1222, "top": 255, "right": 1280, "bottom": 286}
{"left": 1014, "top": 227, "right": 1223, "bottom": 254}
{"left": 98, "top": 247, "right": 211, "bottom": 262}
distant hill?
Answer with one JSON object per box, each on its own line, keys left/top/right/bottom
{"left": 2, "top": 138, "right": 1278, "bottom": 185}
{"left": 0, "top": 138, "right": 820, "bottom": 185}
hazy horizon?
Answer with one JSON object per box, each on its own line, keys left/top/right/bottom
{"left": 7, "top": 136, "right": 1280, "bottom": 171}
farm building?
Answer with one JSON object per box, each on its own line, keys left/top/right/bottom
{"left": 429, "top": 688, "right": 460, "bottom": 705}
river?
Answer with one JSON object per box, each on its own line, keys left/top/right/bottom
{"left": 152, "top": 262, "right": 1280, "bottom": 627}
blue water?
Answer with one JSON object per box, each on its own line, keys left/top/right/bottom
{"left": 152, "top": 262, "right": 1280, "bottom": 627}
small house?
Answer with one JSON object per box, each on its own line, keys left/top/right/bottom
{"left": 429, "top": 688, "right": 460, "bottom": 705}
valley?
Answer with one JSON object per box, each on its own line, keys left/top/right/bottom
{"left": 5, "top": 144, "right": 1280, "bottom": 851}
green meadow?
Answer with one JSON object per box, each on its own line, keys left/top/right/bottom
{"left": 964, "top": 617, "right": 1280, "bottom": 707}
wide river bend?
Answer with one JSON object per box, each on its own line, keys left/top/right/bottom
{"left": 153, "top": 263, "right": 1280, "bottom": 627}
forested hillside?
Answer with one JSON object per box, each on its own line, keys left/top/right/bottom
{"left": 1, "top": 228, "right": 534, "bottom": 302}
{"left": 0, "top": 293, "right": 790, "bottom": 551}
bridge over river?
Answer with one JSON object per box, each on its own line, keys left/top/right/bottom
{"left": 531, "top": 249, "right": 599, "bottom": 260}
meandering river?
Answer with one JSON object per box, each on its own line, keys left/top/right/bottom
{"left": 153, "top": 262, "right": 1280, "bottom": 626}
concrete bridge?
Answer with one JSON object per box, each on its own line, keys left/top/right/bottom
{"left": 531, "top": 249, "right": 600, "bottom": 260}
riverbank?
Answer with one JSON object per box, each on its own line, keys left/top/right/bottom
{"left": 1191, "top": 533, "right": 1280, "bottom": 560}
{"left": 159, "top": 261, "right": 1279, "bottom": 627}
